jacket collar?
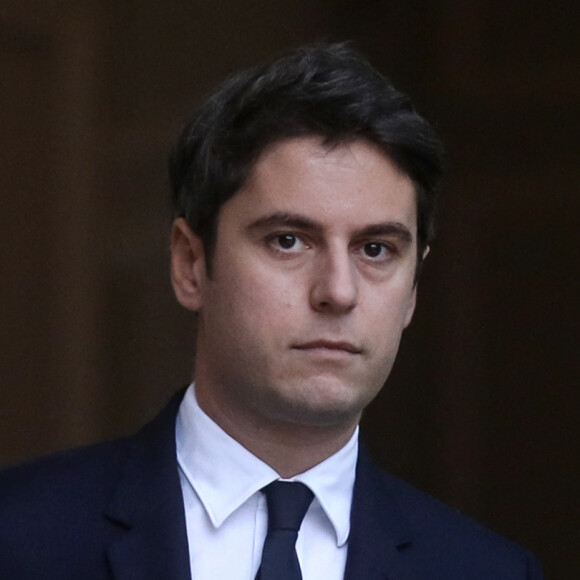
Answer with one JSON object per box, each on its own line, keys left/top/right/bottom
{"left": 102, "top": 389, "right": 417, "bottom": 580}
{"left": 104, "top": 388, "right": 191, "bottom": 580}
{"left": 344, "top": 446, "right": 417, "bottom": 580}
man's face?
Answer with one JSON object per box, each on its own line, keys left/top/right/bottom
{"left": 172, "top": 137, "right": 420, "bottom": 433}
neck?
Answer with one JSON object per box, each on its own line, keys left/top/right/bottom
{"left": 195, "top": 383, "right": 359, "bottom": 478}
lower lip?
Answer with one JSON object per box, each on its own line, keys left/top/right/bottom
{"left": 294, "top": 347, "right": 358, "bottom": 360}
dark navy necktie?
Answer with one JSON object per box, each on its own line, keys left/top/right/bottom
{"left": 255, "top": 481, "right": 314, "bottom": 580}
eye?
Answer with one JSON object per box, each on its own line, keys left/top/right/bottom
{"left": 268, "top": 233, "right": 306, "bottom": 254}
{"left": 360, "top": 242, "right": 392, "bottom": 261}
{"left": 277, "top": 234, "right": 299, "bottom": 250}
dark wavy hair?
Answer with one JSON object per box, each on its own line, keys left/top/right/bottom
{"left": 169, "top": 42, "right": 443, "bottom": 276}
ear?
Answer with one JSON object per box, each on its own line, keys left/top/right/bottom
{"left": 403, "top": 286, "right": 418, "bottom": 328}
{"left": 404, "top": 245, "right": 430, "bottom": 328}
{"left": 170, "top": 218, "right": 207, "bottom": 312}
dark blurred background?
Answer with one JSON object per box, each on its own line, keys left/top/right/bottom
{"left": 1, "top": 1, "right": 578, "bottom": 577}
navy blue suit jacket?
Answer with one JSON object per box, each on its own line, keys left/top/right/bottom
{"left": 0, "top": 390, "right": 544, "bottom": 579}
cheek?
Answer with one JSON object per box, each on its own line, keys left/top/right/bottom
{"left": 233, "top": 257, "right": 301, "bottom": 309}
{"left": 368, "top": 288, "right": 415, "bottom": 339}
{"left": 216, "top": 263, "right": 299, "bottom": 339}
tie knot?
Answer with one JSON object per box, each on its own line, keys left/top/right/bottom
{"left": 262, "top": 481, "right": 314, "bottom": 532}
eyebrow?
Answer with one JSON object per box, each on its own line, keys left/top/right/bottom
{"left": 357, "top": 223, "right": 413, "bottom": 244}
{"left": 246, "top": 212, "right": 319, "bottom": 232}
{"left": 246, "top": 212, "right": 414, "bottom": 244}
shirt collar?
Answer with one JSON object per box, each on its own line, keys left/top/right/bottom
{"left": 176, "top": 383, "right": 357, "bottom": 547}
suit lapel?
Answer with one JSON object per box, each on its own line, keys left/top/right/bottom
{"left": 344, "top": 447, "right": 417, "bottom": 580}
{"left": 99, "top": 393, "right": 417, "bottom": 580}
{"left": 104, "top": 390, "right": 191, "bottom": 580}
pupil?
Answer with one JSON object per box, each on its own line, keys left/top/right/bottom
{"left": 279, "top": 235, "right": 296, "bottom": 249}
{"left": 365, "top": 243, "right": 382, "bottom": 257}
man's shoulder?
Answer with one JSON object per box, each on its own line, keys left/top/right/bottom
{"left": 356, "top": 455, "right": 544, "bottom": 578}
{"left": 0, "top": 391, "right": 183, "bottom": 526}
{"left": 0, "top": 386, "right": 185, "bottom": 518}
{"left": 0, "top": 390, "right": 186, "bottom": 580}
{"left": 380, "top": 468, "right": 518, "bottom": 548}
{"left": 0, "top": 436, "right": 132, "bottom": 510}
{"left": 0, "top": 437, "right": 135, "bottom": 579}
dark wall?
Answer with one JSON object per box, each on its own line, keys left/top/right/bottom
{"left": 1, "top": 1, "right": 578, "bottom": 577}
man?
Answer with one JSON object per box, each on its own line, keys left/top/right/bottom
{"left": 0, "top": 43, "right": 543, "bottom": 579}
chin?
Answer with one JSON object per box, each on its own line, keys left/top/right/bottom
{"left": 269, "top": 377, "right": 373, "bottom": 428}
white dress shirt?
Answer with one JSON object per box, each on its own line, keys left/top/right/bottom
{"left": 175, "top": 384, "right": 358, "bottom": 580}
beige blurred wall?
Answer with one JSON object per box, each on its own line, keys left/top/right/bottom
{"left": 1, "top": 1, "right": 578, "bottom": 577}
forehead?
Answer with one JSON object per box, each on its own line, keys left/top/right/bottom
{"left": 231, "top": 137, "right": 417, "bottom": 232}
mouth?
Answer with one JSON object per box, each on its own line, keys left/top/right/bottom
{"left": 293, "top": 340, "right": 362, "bottom": 355}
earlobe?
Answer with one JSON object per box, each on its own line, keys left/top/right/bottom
{"left": 170, "top": 218, "right": 206, "bottom": 312}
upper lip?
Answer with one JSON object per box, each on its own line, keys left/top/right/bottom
{"left": 293, "top": 340, "right": 362, "bottom": 354}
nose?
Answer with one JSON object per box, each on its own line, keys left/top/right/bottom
{"left": 309, "top": 248, "right": 358, "bottom": 314}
